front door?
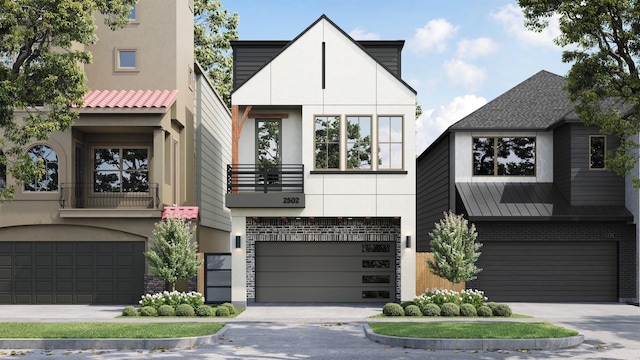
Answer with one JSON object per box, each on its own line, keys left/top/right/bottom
{"left": 255, "top": 119, "right": 281, "bottom": 192}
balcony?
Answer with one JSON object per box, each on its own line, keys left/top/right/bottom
{"left": 226, "top": 164, "right": 305, "bottom": 208}
{"left": 59, "top": 183, "right": 161, "bottom": 218}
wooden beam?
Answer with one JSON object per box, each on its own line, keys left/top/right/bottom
{"left": 231, "top": 105, "right": 253, "bottom": 166}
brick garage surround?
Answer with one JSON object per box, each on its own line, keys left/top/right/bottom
{"left": 245, "top": 217, "right": 402, "bottom": 302}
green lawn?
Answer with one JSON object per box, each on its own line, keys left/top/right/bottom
{"left": 369, "top": 322, "right": 578, "bottom": 339}
{"left": 0, "top": 323, "right": 225, "bottom": 339}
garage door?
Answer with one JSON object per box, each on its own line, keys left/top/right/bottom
{"left": 473, "top": 241, "right": 617, "bottom": 302}
{"left": 0, "top": 242, "right": 145, "bottom": 304}
{"left": 256, "top": 242, "right": 395, "bottom": 303}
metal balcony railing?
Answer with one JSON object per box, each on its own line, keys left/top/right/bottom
{"left": 227, "top": 164, "right": 304, "bottom": 193}
{"left": 59, "top": 183, "right": 160, "bottom": 209}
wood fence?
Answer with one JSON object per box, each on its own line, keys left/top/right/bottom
{"left": 415, "top": 252, "right": 465, "bottom": 295}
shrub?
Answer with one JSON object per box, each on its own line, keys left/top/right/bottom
{"left": 122, "top": 306, "right": 138, "bottom": 317}
{"left": 222, "top": 302, "right": 235, "bottom": 314}
{"left": 477, "top": 305, "right": 493, "bottom": 317}
{"left": 382, "top": 303, "right": 404, "bottom": 316}
{"left": 139, "top": 291, "right": 205, "bottom": 309}
{"left": 492, "top": 303, "right": 512, "bottom": 317}
{"left": 196, "top": 305, "right": 214, "bottom": 317}
{"left": 176, "top": 304, "right": 195, "bottom": 317}
{"left": 139, "top": 306, "right": 157, "bottom": 317}
{"left": 400, "top": 300, "right": 417, "bottom": 309}
{"left": 404, "top": 305, "right": 421, "bottom": 316}
{"left": 459, "top": 289, "right": 487, "bottom": 309}
{"left": 157, "top": 304, "right": 175, "bottom": 316}
{"left": 486, "top": 302, "right": 499, "bottom": 312}
{"left": 441, "top": 302, "right": 460, "bottom": 317}
{"left": 421, "top": 289, "right": 460, "bottom": 306}
{"left": 422, "top": 303, "right": 441, "bottom": 317}
{"left": 460, "top": 303, "right": 477, "bottom": 317}
{"left": 215, "top": 306, "right": 231, "bottom": 317}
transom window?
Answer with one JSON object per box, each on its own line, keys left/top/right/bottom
{"left": 346, "top": 116, "right": 372, "bottom": 169}
{"left": 94, "top": 148, "right": 149, "bottom": 192}
{"left": 315, "top": 116, "right": 340, "bottom": 169}
{"left": 589, "top": 135, "right": 606, "bottom": 170}
{"left": 24, "top": 145, "right": 58, "bottom": 192}
{"left": 378, "top": 116, "right": 403, "bottom": 169}
{"left": 473, "top": 137, "right": 536, "bottom": 176}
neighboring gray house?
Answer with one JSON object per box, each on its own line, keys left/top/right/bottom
{"left": 417, "top": 70, "right": 637, "bottom": 303}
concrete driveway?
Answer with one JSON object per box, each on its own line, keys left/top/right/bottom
{"left": 0, "top": 302, "right": 638, "bottom": 359}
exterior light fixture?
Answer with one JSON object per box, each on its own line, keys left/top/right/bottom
{"left": 235, "top": 235, "right": 241, "bottom": 249}
{"left": 406, "top": 235, "right": 411, "bottom": 248}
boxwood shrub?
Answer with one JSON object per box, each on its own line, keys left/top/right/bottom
{"left": 477, "top": 305, "right": 493, "bottom": 317}
{"left": 196, "top": 305, "right": 214, "bottom": 317}
{"left": 492, "top": 303, "right": 512, "bottom": 317}
{"left": 440, "top": 302, "right": 460, "bottom": 317}
{"left": 157, "top": 304, "right": 175, "bottom": 316}
{"left": 382, "top": 303, "right": 404, "bottom": 316}
{"left": 215, "top": 306, "right": 231, "bottom": 317}
{"left": 421, "top": 303, "right": 441, "bottom": 316}
{"left": 460, "top": 303, "right": 477, "bottom": 317}
{"left": 122, "top": 306, "right": 138, "bottom": 317}
{"left": 139, "top": 306, "right": 157, "bottom": 317}
{"left": 176, "top": 304, "right": 195, "bottom": 317}
{"left": 404, "top": 305, "right": 422, "bottom": 316}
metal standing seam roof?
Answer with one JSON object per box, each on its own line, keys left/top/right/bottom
{"left": 82, "top": 90, "right": 179, "bottom": 109}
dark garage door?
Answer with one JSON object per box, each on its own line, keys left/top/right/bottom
{"left": 473, "top": 241, "right": 617, "bottom": 302}
{"left": 256, "top": 242, "right": 395, "bottom": 303}
{"left": 0, "top": 241, "right": 145, "bottom": 304}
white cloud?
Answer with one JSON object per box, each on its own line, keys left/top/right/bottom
{"left": 491, "top": 3, "right": 561, "bottom": 48}
{"left": 456, "top": 37, "right": 500, "bottom": 59}
{"left": 443, "top": 59, "right": 486, "bottom": 88}
{"left": 416, "top": 95, "right": 487, "bottom": 154}
{"left": 349, "top": 28, "right": 380, "bottom": 40}
{"left": 409, "top": 19, "right": 457, "bottom": 53}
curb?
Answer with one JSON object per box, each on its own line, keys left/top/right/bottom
{"left": 363, "top": 324, "right": 584, "bottom": 350}
{"left": 0, "top": 324, "right": 230, "bottom": 350}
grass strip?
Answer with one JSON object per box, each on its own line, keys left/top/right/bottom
{"left": 369, "top": 322, "right": 578, "bottom": 339}
{"left": 0, "top": 323, "right": 225, "bottom": 339}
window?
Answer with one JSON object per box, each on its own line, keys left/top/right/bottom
{"left": 94, "top": 148, "right": 149, "bottom": 192}
{"left": 473, "top": 137, "right": 536, "bottom": 176}
{"left": 24, "top": 145, "right": 58, "bottom": 192}
{"left": 0, "top": 151, "right": 6, "bottom": 189}
{"left": 378, "top": 116, "right": 404, "bottom": 169}
{"left": 116, "top": 49, "right": 136, "bottom": 70}
{"left": 127, "top": 4, "right": 137, "bottom": 21}
{"left": 315, "top": 116, "right": 340, "bottom": 169}
{"left": 346, "top": 116, "right": 372, "bottom": 169}
{"left": 590, "top": 135, "right": 606, "bottom": 170}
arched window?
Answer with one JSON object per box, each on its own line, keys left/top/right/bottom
{"left": 24, "top": 145, "right": 58, "bottom": 192}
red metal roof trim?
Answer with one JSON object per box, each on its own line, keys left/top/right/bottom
{"left": 162, "top": 206, "right": 199, "bottom": 220}
{"left": 82, "top": 90, "right": 179, "bottom": 109}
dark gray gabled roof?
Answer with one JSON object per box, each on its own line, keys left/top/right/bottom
{"left": 450, "top": 70, "right": 573, "bottom": 131}
{"left": 456, "top": 182, "right": 632, "bottom": 221}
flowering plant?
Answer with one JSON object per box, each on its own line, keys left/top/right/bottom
{"left": 139, "top": 291, "right": 204, "bottom": 309}
{"left": 413, "top": 288, "right": 488, "bottom": 309}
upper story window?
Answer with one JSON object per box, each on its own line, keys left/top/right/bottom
{"left": 127, "top": 4, "right": 137, "bottom": 21}
{"left": 115, "top": 49, "right": 137, "bottom": 71}
{"left": 346, "top": 116, "right": 372, "bottom": 170}
{"left": 378, "top": 116, "right": 404, "bottom": 170}
{"left": 315, "top": 116, "right": 340, "bottom": 169}
{"left": 473, "top": 137, "right": 536, "bottom": 176}
{"left": 0, "top": 151, "right": 6, "bottom": 189}
{"left": 24, "top": 145, "right": 58, "bottom": 192}
{"left": 589, "top": 135, "right": 606, "bottom": 170}
{"left": 94, "top": 148, "right": 149, "bottom": 192}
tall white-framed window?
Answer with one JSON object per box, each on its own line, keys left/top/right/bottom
{"left": 378, "top": 116, "right": 404, "bottom": 170}
{"left": 314, "top": 115, "right": 341, "bottom": 170}
{"left": 346, "top": 116, "right": 372, "bottom": 170}
{"left": 115, "top": 49, "right": 137, "bottom": 71}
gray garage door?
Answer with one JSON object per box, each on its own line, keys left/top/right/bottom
{"left": 473, "top": 241, "right": 617, "bottom": 302}
{"left": 256, "top": 242, "right": 395, "bottom": 303}
{"left": 0, "top": 241, "right": 145, "bottom": 304}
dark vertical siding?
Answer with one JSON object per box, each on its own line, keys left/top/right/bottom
{"left": 553, "top": 124, "right": 571, "bottom": 201}
{"left": 360, "top": 44, "right": 401, "bottom": 77}
{"left": 416, "top": 135, "right": 451, "bottom": 252}
{"left": 570, "top": 124, "right": 624, "bottom": 206}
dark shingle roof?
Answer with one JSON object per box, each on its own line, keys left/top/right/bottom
{"left": 450, "top": 70, "right": 573, "bottom": 131}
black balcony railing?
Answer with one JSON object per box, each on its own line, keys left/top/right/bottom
{"left": 60, "top": 183, "right": 160, "bottom": 209}
{"left": 227, "top": 164, "right": 304, "bottom": 193}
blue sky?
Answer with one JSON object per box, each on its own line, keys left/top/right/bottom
{"left": 225, "top": 0, "right": 571, "bottom": 154}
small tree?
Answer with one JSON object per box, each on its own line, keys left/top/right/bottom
{"left": 427, "top": 211, "right": 482, "bottom": 289}
{"left": 144, "top": 217, "right": 202, "bottom": 292}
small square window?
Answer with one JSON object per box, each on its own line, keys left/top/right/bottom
{"left": 116, "top": 49, "right": 137, "bottom": 70}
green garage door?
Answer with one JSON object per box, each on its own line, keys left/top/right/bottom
{"left": 0, "top": 242, "right": 145, "bottom": 304}
{"left": 255, "top": 242, "right": 395, "bottom": 303}
{"left": 474, "top": 241, "right": 617, "bottom": 302}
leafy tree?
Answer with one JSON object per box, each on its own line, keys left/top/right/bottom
{"left": 194, "top": 0, "right": 238, "bottom": 108}
{"left": 427, "top": 211, "right": 482, "bottom": 289}
{"left": 0, "top": 0, "right": 136, "bottom": 201}
{"left": 144, "top": 217, "right": 202, "bottom": 292}
{"left": 519, "top": 0, "right": 640, "bottom": 187}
